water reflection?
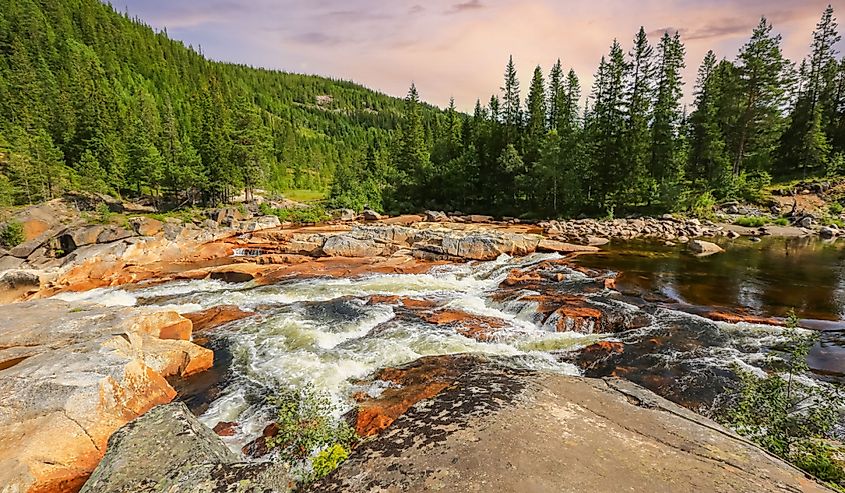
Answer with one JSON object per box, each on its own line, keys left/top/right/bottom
{"left": 576, "top": 236, "right": 845, "bottom": 321}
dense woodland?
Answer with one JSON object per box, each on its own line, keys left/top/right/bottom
{"left": 0, "top": 0, "right": 440, "bottom": 207}
{"left": 2, "top": 1, "right": 845, "bottom": 218}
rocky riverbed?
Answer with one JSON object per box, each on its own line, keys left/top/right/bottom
{"left": 0, "top": 196, "right": 841, "bottom": 492}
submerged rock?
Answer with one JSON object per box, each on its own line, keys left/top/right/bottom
{"left": 312, "top": 356, "right": 829, "bottom": 493}
{"left": 81, "top": 403, "right": 291, "bottom": 493}
{"left": 688, "top": 239, "right": 724, "bottom": 256}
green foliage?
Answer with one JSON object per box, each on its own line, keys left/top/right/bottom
{"left": 261, "top": 203, "right": 329, "bottom": 224}
{"left": 95, "top": 202, "right": 112, "bottom": 224}
{"left": 773, "top": 217, "right": 790, "bottom": 226}
{"left": 721, "top": 311, "right": 845, "bottom": 485}
{"left": 684, "top": 191, "right": 717, "bottom": 219}
{"left": 0, "top": 220, "right": 25, "bottom": 248}
{"left": 734, "top": 216, "right": 769, "bottom": 227}
{"left": 265, "top": 385, "right": 357, "bottom": 471}
{"left": 311, "top": 443, "right": 350, "bottom": 480}
{"left": 829, "top": 202, "right": 843, "bottom": 216}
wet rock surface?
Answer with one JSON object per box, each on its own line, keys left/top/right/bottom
{"left": 80, "top": 402, "right": 291, "bottom": 493}
{"left": 311, "top": 357, "right": 829, "bottom": 493}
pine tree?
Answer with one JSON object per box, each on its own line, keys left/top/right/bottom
{"left": 650, "top": 31, "right": 686, "bottom": 203}
{"left": 397, "top": 83, "right": 431, "bottom": 200}
{"left": 501, "top": 56, "right": 521, "bottom": 144}
{"left": 732, "top": 17, "right": 792, "bottom": 175}
{"left": 589, "top": 41, "right": 628, "bottom": 209}
{"left": 525, "top": 65, "right": 547, "bottom": 165}
{"left": 624, "top": 27, "right": 656, "bottom": 202}
{"left": 547, "top": 60, "right": 564, "bottom": 131}
{"left": 688, "top": 51, "right": 732, "bottom": 188}
{"left": 231, "top": 97, "right": 270, "bottom": 202}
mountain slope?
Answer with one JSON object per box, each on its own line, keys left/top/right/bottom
{"left": 0, "top": 0, "right": 437, "bottom": 205}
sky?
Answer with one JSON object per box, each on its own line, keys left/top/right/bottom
{"left": 114, "top": 0, "right": 845, "bottom": 110}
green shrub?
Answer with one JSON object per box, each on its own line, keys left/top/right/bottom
{"left": 734, "top": 216, "right": 768, "bottom": 227}
{"left": 264, "top": 204, "right": 329, "bottom": 224}
{"left": 829, "top": 202, "right": 843, "bottom": 216}
{"left": 0, "top": 220, "right": 25, "bottom": 248}
{"left": 95, "top": 202, "right": 112, "bottom": 224}
{"left": 773, "top": 217, "right": 789, "bottom": 226}
{"left": 265, "top": 385, "right": 357, "bottom": 464}
{"left": 687, "top": 191, "right": 717, "bottom": 220}
{"left": 311, "top": 443, "right": 350, "bottom": 480}
{"left": 721, "top": 311, "right": 845, "bottom": 486}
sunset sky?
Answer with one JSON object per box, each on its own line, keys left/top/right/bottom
{"left": 115, "top": 0, "right": 844, "bottom": 110}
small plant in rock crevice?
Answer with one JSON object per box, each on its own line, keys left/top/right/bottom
{"left": 265, "top": 385, "right": 357, "bottom": 483}
{"left": 721, "top": 311, "right": 845, "bottom": 489}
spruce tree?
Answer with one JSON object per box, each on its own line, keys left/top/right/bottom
{"left": 732, "top": 17, "right": 792, "bottom": 175}
{"left": 688, "top": 51, "right": 731, "bottom": 188}
{"left": 525, "top": 65, "right": 547, "bottom": 165}
{"left": 547, "top": 60, "right": 564, "bottom": 131}
{"left": 625, "top": 27, "right": 656, "bottom": 203}
{"left": 650, "top": 32, "right": 686, "bottom": 204}
{"left": 501, "top": 56, "right": 522, "bottom": 144}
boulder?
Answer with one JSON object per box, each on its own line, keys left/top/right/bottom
{"left": 586, "top": 236, "right": 610, "bottom": 246}
{"left": 97, "top": 226, "right": 135, "bottom": 244}
{"left": 60, "top": 225, "right": 106, "bottom": 251}
{"left": 240, "top": 215, "right": 281, "bottom": 232}
{"left": 0, "top": 300, "right": 213, "bottom": 493}
{"left": 8, "top": 239, "right": 45, "bottom": 259}
{"left": 0, "top": 269, "right": 40, "bottom": 304}
{"left": 80, "top": 403, "right": 291, "bottom": 493}
{"left": 537, "top": 239, "right": 600, "bottom": 254}
{"left": 130, "top": 217, "right": 164, "bottom": 237}
{"left": 688, "top": 239, "right": 724, "bottom": 256}
{"left": 424, "top": 210, "right": 449, "bottom": 222}
{"left": 322, "top": 235, "right": 386, "bottom": 257}
{"left": 184, "top": 305, "right": 255, "bottom": 332}
{"left": 362, "top": 209, "right": 382, "bottom": 221}
{"left": 336, "top": 208, "right": 357, "bottom": 221}
{"left": 467, "top": 214, "right": 494, "bottom": 223}
{"left": 313, "top": 356, "right": 829, "bottom": 493}
{"left": 800, "top": 216, "right": 814, "bottom": 228}
{"left": 820, "top": 226, "right": 837, "bottom": 239}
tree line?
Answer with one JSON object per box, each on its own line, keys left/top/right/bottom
{"left": 0, "top": 0, "right": 440, "bottom": 207}
{"left": 333, "top": 6, "right": 845, "bottom": 217}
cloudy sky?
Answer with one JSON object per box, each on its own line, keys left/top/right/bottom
{"left": 115, "top": 0, "right": 843, "bottom": 110}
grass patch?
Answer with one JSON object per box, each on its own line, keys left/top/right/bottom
{"left": 773, "top": 217, "right": 790, "bottom": 226}
{"left": 282, "top": 189, "right": 328, "bottom": 203}
{"left": 734, "top": 216, "right": 769, "bottom": 228}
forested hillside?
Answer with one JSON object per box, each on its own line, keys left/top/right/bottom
{"left": 339, "top": 6, "right": 845, "bottom": 217}
{"left": 0, "top": 0, "right": 442, "bottom": 207}
{"left": 2, "top": 1, "right": 845, "bottom": 219}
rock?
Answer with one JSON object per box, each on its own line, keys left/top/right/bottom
{"left": 0, "top": 254, "right": 24, "bottom": 271}
{"left": 240, "top": 215, "right": 281, "bottom": 232}
{"left": 211, "top": 207, "right": 244, "bottom": 225}
{"left": 80, "top": 403, "right": 290, "bottom": 493}
{"left": 336, "top": 208, "right": 356, "bottom": 221}
{"left": 820, "top": 226, "right": 837, "bottom": 239}
{"left": 314, "top": 356, "right": 829, "bottom": 493}
{"left": 688, "top": 239, "right": 724, "bottom": 256}
{"left": 725, "top": 230, "right": 740, "bottom": 239}
{"left": 0, "top": 269, "right": 40, "bottom": 304}
{"left": 212, "top": 421, "right": 239, "bottom": 437}
{"left": 750, "top": 237, "right": 762, "bottom": 243}
{"left": 8, "top": 239, "right": 44, "bottom": 258}
{"left": 800, "top": 216, "right": 814, "bottom": 228}
{"left": 586, "top": 236, "right": 610, "bottom": 246}
{"left": 0, "top": 300, "right": 213, "bottom": 492}
{"left": 60, "top": 225, "right": 106, "bottom": 251}
{"left": 537, "top": 239, "right": 600, "bottom": 254}
{"left": 97, "top": 225, "right": 134, "bottom": 244}
{"left": 184, "top": 305, "right": 255, "bottom": 332}
{"left": 467, "top": 214, "right": 494, "bottom": 223}
{"left": 362, "top": 209, "right": 382, "bottom": 221}
{"left": 322, "top": 235, "right": 386, "bottom": 257}
{"left": 424, "top": 210, "right": 448, "bottom": 222}
{"left": 130, "top": 217, "right": 164, "bottom": 236}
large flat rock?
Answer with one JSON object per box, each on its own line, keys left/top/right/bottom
{"left": 312, "top": 358, "right": 830, "bottom": 493}
{"left": 0, "top": 299, "right": 213, "bottom": 493}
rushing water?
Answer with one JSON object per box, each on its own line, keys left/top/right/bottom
{"left": 55, "top": 239, "right": 845, "bottom": 452}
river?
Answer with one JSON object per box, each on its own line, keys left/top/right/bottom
{"left": 56, "top": 236, "right": 845, "bottom": 452}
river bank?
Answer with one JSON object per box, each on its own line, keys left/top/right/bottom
{"left": 1, "top": 196, "right": 843, "bottom": 492}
